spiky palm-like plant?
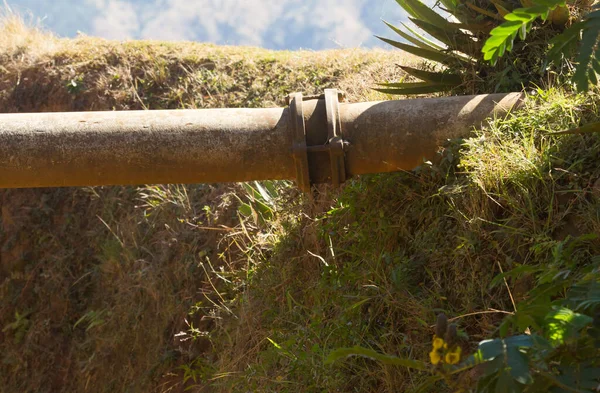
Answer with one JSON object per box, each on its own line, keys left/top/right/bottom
{"left": 377, "top": 0, "right": 593, "bottom": 95}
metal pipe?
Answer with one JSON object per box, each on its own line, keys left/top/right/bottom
{"left": 0, "top": 91, "right": 523, "bottom": 190}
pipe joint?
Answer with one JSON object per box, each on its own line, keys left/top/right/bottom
{"left": 287, "top": 89, "right": 348, "bottom": 193}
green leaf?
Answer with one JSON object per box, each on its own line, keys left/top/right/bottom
{"left": 506, "top": 347, "right": 533, "bottom": 385}
{"left": 490, "top": 265, "right": 542, "bottom": 288}
{"left": 374, "top": 82, "right": 454, "bottom": 95}
{"left": 396, "top": 66, "right": 463, "bottom": 85}
{"left": 401, "top": 22, "right": 446, "bottom": 50}
{"left": 482, "top": 20, "right": 523, "bottom": 61}
{"left": 548, "top": 122, "right": 600, "bottom": 135}
{"left": 545, "top": 307, "right": 593, "bottom": 345}
{"left": 238, "top": 203, "right": 253, "bottom": 217}
{"left": 396, "top": 0, "right": 455, "bottom": 30}
{"left": 547, "top": 21, "right": 585, "bottom": 64}
{"left": 242, "top": 182, "right": 261, "bottom": 201}
{"left": 325, "top": 346, "right": 427, "bottom": 370}
{"left": 383, "top": 20, "right": 442, "bottom": 50}
{"left": 573, "top": 21, "right": 600, "bottom": 92}
{"left": 482, "top": 1, "right": 565, "bottom": 64}
{"left": 408, "top": 17, "right": 479, "bottom": 55}
{"left": 375, "top": 35, "right": 464, "bottom": 67}
{"left": 504, "top": 335, "right": 534, "bottom": 348}
{"left": 593, "top": 59, "right": 600, "bottom": 75}
{"left": 474, "top": 335, "right": 533, "bottom": 363}
{"left": 476, "top": 339, "right": 504, "bottom": 361}
{"left": 588, "top": 68, "right": 598, "bottom": 86}
{"left": 253, "top": 183, "right": 271, "bottom": 204}
{"left": 496, "top": 369, "right": 524, "bottom": 393}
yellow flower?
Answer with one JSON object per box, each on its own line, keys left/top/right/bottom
{"left": 432, "top": 336, "right": 445, "bottom": 350}
{"left": 429, "top": 349, "right": 442, "bottom": 365}
{"left": 445, "top": 346, "right": 462, "bottom": 365}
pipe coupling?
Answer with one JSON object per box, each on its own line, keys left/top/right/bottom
{"left": 287, "top": 89, "right": 348, "bottom": 193}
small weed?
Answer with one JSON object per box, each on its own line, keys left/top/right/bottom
{"left": 66, "top": 75, "right": 84, "bottom": 94}
{"left": 2, "top": 310, "right": 31, "bottom": 344}
{"left": 73, "top": 310, "right": 110, "bottom": 332}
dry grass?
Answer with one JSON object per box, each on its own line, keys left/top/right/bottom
{"left": 0, "top": 7, "right": 414, "bottom": 114}
{"left": 0, "top": 12, "right": 416, "bottom": 393}
{"left": 0, "top": 8, "right": 58, "bottom": 59}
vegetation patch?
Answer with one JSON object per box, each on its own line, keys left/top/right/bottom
{"left": 204, "top": 88, "right": 600, "bottom": 392}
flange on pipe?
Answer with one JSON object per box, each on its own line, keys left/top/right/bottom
{"left": 288, "top": 89, "right": 347, "bottom": 193}
{"left": 0, "top": 90, "right": 524, "bottom": 190}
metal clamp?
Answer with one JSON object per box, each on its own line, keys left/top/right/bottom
{"left": 288, "top": 92, "right": 311, "bottom": 193}
{"left": 287, "top": 89, "right": 347, "bottom": 193}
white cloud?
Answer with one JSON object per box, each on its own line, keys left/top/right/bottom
{"left": 84, "top": 0, "right": 411, "bottom": 49}
{"left": 89, "top": 0, "right": 140, "bottom": 40}
{"left": 306, "top": 0, "right": 372, "bottom": 48}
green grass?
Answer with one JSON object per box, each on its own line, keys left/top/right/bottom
{"left": 205, "top": 88, "right": 600, "bottom": 392}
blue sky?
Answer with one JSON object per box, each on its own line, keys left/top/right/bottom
{"left": 6, "top": 0, "right": 414, "bottom": 50}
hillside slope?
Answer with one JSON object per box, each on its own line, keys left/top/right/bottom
{"left": 2, "top": 15, "right": 600, "bottom": 393}
{"left": 0, "top": 16, "right": 411, "bottom": 393}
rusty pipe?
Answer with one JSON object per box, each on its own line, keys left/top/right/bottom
{"left": 0, "top": 91, "right": 523, "bottom": 190}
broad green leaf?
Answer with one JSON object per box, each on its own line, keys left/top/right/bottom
{"left": 242, "top": 182, "right": 261, "bottom": 201}
{"left": 504, "top": 335, "right": 534, "bottom": 348}
{"left": 253, "top": 181, "right": 273, "bottom": 204}
{"left": 474, "top": 335, "right": 533, "bottom": 363}
{"left": 483, "top": 20, "right": 522, "bottom": 61}
{"left": 545, "top": 307, "right": 593, "bottom": 345}
{"left": 325, "top": 346, "right": 427, "bottom": 370}
{"left": 506, "top": 347, "right": 533, "bottom": 384}
{"left": 253, "top": 198, "right": 273, "bottom": 219}
{"left": 505, "top": 6, "right": 548, "bottom": 21}
{"left": 438, "top": 0, "right": 459, "bottom": 11}
{"left": 476, "top": 339, "right": 504, "bottom": 361}
{"left": 261, "top": 180, "right": 279, "bottom": 197}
